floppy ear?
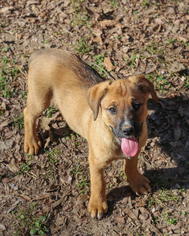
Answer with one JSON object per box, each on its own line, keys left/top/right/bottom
{"left": 87, "top": 80, "right": 111, "bottom": 121}
{"left": 129, "top": 75, "right": 159, "bottom": 103}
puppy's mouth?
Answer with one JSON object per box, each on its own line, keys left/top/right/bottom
{"left": 109, "top": 126, "right": 140, "bottom": 158}
{"left": 120, "top": 137, "right": 138, "bottom": 157}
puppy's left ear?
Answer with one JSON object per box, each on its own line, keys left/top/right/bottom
{"left": 87, "top": 80, "right": 111, "bottom": 121}
{"left": 130, "top": 75, "right": 159, "bottom": 103}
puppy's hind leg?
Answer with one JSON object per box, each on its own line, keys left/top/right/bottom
{"left": 24, "top": 87, "right": 52, "bottom": 155}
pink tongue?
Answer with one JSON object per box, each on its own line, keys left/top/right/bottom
{"left": 121, "top": 138, "right": 138, "bottom": 157}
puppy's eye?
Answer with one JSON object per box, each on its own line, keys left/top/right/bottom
{"left": 108, "top": 107, "right": 117, "bottom": 114}
{"left": 132, "top": 103, "right": 141, "bottom": 111}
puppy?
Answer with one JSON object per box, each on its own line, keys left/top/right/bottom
{"left": 24, "top": 49, "right": 158, "bottom": 219}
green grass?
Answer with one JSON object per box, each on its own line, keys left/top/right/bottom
{"left": 110, "top": 0, "right": 119, "bottom": 8}
{"left": 75, "top": 37, "right": 93, "bottom": 55}
{"left": 147, "top": 189, "right": 179, "bottom": 208}
{"left": 70, "top": 164, "right": 89, "bottom": 195}
{"left": 18, "top": 155, "right": 34, "bottom": 176}
{"left": 142, "top": 0, "right": 150, "bottom": 7}
{"left": 126, "top": 54, "right": 137, "bottom": 68}
{"left": 70, "top": 1, "right": 92, "bottom": 28}
{"left": 0, "top": 58, "right": 20, "bottom": 99}
{"left": 158, "top": 189, "right": 179, "bottom": 202}
{"left": 118, "top": 169, "right": 126, "bottom": 181}
{"left": 15, "top": 203, "right": 49, "bottom": 235}
{"left": 40, "top": 149, "right": 61, "bottom": 180}
{"left": 22, "top": 91, "right": 27, "bottom": 100}
{"left": 164, "top": 212, "right": 178, "bottom": 225}
{"left": 14, "top": 114, "right": 24, "bottom": 130}
{"left": 46, "top": 149, "right": 60, "bottom": 164}
{"left": 46, "top": 105, "right": 57, "bottom": 118}
{"left": 146, "top": 73, "right": 173, "bottom": 93}
{"left": 91, "top": 53, "right": 107, "bottom": 78}
{"left": 1, "top": 46, "right": 9, "bottom": 52}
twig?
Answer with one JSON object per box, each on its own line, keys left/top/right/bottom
{"left": 7, "top": 200, "right": 21, "bottom": 213}
{"left": 87, "top": 61, "right": 116, "bottom": 81}
{"left": 51, "top": 189, "right": 71, "bottom": 208}
{"left": 15, "top": 65, "right": 27, "bottom": 77}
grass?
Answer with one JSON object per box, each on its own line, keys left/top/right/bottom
{"left": 70, "top": 164, "right": 89, "bottom": 195}
{"left": 110, "top": 0, "right": 119, "bottom": 8}
{"left": 14, "top": 114, "right": 24, "bottom": 130}
{"left": 22, "top": 91, "right": 27, "bottom": 100}
{"left": 75, "top": 37, "right": 93, "bottom": 55}
{"left": 46, "top": 149, "right": 60, "bottom": 164}
{"left": 70, "top": 164, "right": 83, "bottom": 179}
{"left": 164, "top": 212, "right": 178, "bottom": 225}
{"left": 118, "top": 169, "right": 126, "bottom": 181}
{"left": 146, "top": 73, "right": 173, "bottom": 93}
{"left": 126, "top": 54, "right": 137, "bottom": 68}
{"left": 0, "top": 54, "right": 20, "bottom": 99}
{"left": 40, "top": 149, "right": 61, "bottom": 180}
{"left": 76, "top": 175, "right": 89, "bottom": 195}
{"left": 142, "top": 0, "right": 150, "bottom": 7}
{"left": 70, "top": 1, "right": 92, "bottom": 28}
{"left": 0, "top": 70, "right": 11, "bottom": 98}
{"left": 18, "top": 155, "right": 34, "bottom": 176}
{"left": 147, "top": 189, "right": 180, "bottom": 208}
{"left": 14, "top": 203, "right": 49, "bottom": 235}
{"left": 40, "top": 149, "right": 61, "bottom": 181}
{"left": 183, "top": 74, "right": 189, "bottom": 88}
{"left": 46, "top": 105, "right": 57, "bottom": 118}
{"left": 1, "top": 46, "right": 9, "bottom": 52}
{"left": 90, "top": 53, "right": 107, "bottom": 78}
{"left": 158, "top": 189, "right": 179, "bottom": 202}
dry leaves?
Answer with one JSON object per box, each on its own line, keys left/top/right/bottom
{"left": 0, "top": 0, "right": 189, "bottom": 235}
{"left": 104, "top": 57, "right": 115, "bottom": 71}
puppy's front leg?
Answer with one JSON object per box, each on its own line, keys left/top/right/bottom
{"left": 24, "top": 107, "right": 42, "bottom": 155}
{"left": 123, "top": 151, "right": 151, "bottom": 194}
{"left": 88, "top": 154, "right": 108, "bottom": 219}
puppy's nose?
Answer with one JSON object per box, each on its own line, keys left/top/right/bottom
{"left": 122, "top": 126, "right": 134, "bottom": 136}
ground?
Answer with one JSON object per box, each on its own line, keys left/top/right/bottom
{"left": 0, "top": 0, "right": 189, "bottom": 235}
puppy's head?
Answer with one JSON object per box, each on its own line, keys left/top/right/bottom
{"left": 87, "top": 76, "right": 158, "bottom": 157}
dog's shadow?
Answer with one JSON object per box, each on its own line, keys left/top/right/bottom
{"left": 106, "top": 166, "right": 188, "bottom": 217}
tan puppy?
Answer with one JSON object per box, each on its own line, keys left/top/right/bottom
{"left": 24, "top": 49, "right": 158, "bottom": 219}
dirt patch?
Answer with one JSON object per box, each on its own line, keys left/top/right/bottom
{"left": 0, "top": 0, "right": 189, "bottom": 235}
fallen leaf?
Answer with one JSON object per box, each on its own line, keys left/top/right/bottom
{"left": 7, "top": 158, "right": 20, "bottom": 173}
{"left": 176, "top": 35, "right": 188, "bottom": 43}
{"left": 104, "top": 57, "right": 115, "bottom": 71}
{"left": 0, "top": 6, "right": 14, "bottom": 15}
{"left": 18, "top": 193, "right": 32, "bottom": 201}
{"left": 34, "top": 194, "right": 51, "bottom": 200}
{"left": 41, "top": 116, "right": 52, "bottom": 130}
{"left": 170, "top": 61, "right": 185, "bottom": 73}
{"left": 174, "top": 125, "right": 181, "bottom": 141}
{"left": 0, "top": 224, "right": 6, "bottom": 232}
{"left": 178, "top": 106, "right": 184, "bottom": 117}
{"left": 0, "top": 120, "right": 9, "bottom": 131}
{"left": 2, "top": 178, "right": 13, "bottom": 184}
{"left": 114, "top": 216, "right": 125, "bottom": 224}
{"left": 0, "top": 139, "right": 14, "bottom": 150}
{"left": 145, "top": 65, "right": 157, "bottom": 74}
{"left": 99, "top": 19, "right": 112, "bottom": 29}
{"left": 92, "top": 28, "right": 102, "bottom": 43}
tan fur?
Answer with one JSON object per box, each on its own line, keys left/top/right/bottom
{"left": 24, "top": 49, "right": 158, "bottom": 219}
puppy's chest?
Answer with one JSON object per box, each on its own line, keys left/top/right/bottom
{"left": 107, "top": 140, "right": 126, "bottom": 160}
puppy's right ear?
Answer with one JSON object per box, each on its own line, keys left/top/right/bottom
{"left": 87, "top": 80, "right": 111, "bottom": 121}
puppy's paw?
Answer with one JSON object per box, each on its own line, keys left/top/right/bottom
{"left": 128, "top": 172, "right": 151, "bottom": 195}
{"left": 24, "top": 137, "right": 42, "bottom": 155}
{"left": 88, "top": 197, "right": 108, "bottom": 219}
